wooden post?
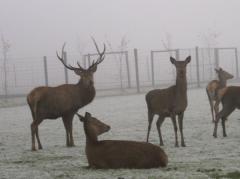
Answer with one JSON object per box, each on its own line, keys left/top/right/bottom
{"left": 150, "top": 51, "right": 155, "bottom": 87}
{"left": 134, "top": 48, "right": 140, "bottom": 93}
{"left": 63, "top": 51, "right": 68, "bottom": 84}
{"left": 235, "top": 48, "right": 239, "bottom": 79}
{"left": 125, "top": 51, "right": 131, "bottom": 88}
{"left": 43, "top": 56, "right": 48, "bottom": 86}
{"left": 195, "top": 46, "right": 200, "bottom": 87}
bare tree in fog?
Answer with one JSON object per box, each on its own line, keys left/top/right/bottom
{"left": 0, "top": 35, "right": 11, "bottom": 99}
{"left": 106, "top": 35, "right": 129, "bottom": 90}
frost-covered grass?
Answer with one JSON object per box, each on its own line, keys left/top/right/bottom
{"left": 0, "top": 88, "right": 240, "bottom": 179}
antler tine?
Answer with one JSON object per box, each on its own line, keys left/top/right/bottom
{"left": 77, "top": 61, "right": 85, "bottom": 71}
{"left": 56, "top": 43, "right": 80, "bottom": 71}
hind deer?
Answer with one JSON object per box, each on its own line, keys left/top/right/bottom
{"left": 76, "top": 112, "right": 168, "bottom": 169}
{"left": 213, "top": 86, "right": 240, "bottom": 138}
{"left": 206, "top": 68, "right": 233, "bottom": 123}
{"left": 27, "top": 39, "right": 105, "bottom": 151}
{"left": 146, "top": 56, "right": 191, "bottom": 147}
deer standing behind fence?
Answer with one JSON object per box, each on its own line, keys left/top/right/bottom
{"left": 146, "top": 56, "right": 191, "bottom": 147}
{"left": 76, "top": 112, "right": 168, "bottom": 169}
{"left": 27, "top": 39, "right": 105, "bottom": 151}
{"left": 206, "top": 68, "right": 233, "bottom": 123}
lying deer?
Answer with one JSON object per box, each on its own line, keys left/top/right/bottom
{"left": 27, "top": 39, "right": 105, "bottom": 151}
{"left": 76, "top": 112, "right": 168, "bottom": 169}
{"left": 146, "top": 56, "right": 191, "bottom": 147}
{"left": 206, "top": 68, "right": 233, "bottom": 122}
{"left": 213, "top": 86, "right": 240, "bottom": 138}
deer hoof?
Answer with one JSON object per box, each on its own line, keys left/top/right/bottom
{"left": 181, "top": 143, "right": 186, "bottom": 147}
{"left": 175, "top": 144, "right": 179, "bottom": 147}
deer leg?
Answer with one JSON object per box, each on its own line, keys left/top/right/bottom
{"left": 206, "top": 89, "right": 215, "bottom": 123}
{"left": 68, "top": 116, "right": 75, "bottom": 147}
{"left": 178, "top": 112, "right": 186, "bottom": 147}
{"left": 146, "top": 111, "right": 154, "bottom": 142}
{"left": 62, "top": 118, "right": 70, "bottom": 147}
{"left": 156, "top": 116, "right": 165, "bottom": 146}
{"left": 31, "top": 119, "right": 43, "bottom": 151}
{"left": 171, "top": 114, "right": 179, "bottom": 147}
{"left": 221, "top": 117, "right": 227, "bottom": 137}
{"left": 36, "top": 127, "right": 42, "bottom": 149}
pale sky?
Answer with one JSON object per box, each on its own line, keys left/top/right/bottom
{"left": 0, "top": 0, "right": 240, "bottom": 58}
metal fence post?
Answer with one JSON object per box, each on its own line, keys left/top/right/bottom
{"left": 134, "top": 48, "right": 140, "bottom": 93}
{"left": 87, "top": 54, "right": 91, "bottom": 67}
{"left": 195, "top": 46, "right": 200, "bottom": 87}
{"left": 214, "top": 48, "right": 219, "bottom": 69}
{"left": 176, "top": 49, "right": 180, "bottom": 61}
{"left": 43, "top": 56, "right": 48, "bottom": 86}
{"left": 235, "top": 48, "right": 239, "bottom": 79}
{"left": 63, "top": 51, "right": 68, "bottom": 84}
{"left": 125, "top": 51, "right": 131, "bottom": 88}
{"left": 150, "top": 51, "right": 155, "bottom": 87}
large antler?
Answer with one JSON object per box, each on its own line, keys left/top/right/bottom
{"left": 56, "top": 43, "right": 85, "bottom": 71}
{"left": 89, "top": 37, "right": 106, "bottom": 70}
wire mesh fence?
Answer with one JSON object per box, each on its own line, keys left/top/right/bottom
{"left": 0, "top": 46, "right": 238, "bottom": 99}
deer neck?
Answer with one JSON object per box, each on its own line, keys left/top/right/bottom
{"left": 77, "top": 80, "right": 96, "bottom": 104}
{"left": 84, "top": 125, "right": 98, "bottom": 145}
{"left": 176, "top": 75, "right": 187, "bottom": 94}
{"left": 218, "top": 77, "right": 227, "bottom": 88}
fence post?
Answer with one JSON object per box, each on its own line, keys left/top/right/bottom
{"left": 125, "top": 51, "right": 131, "bottom": 88}
{"left": 87, "top": 54, "right": 91, "bottom": 67}
{"left": 195, "top": 46, "right": 200, "bottom": 87}
{"left": 63, "top": 51, "right": 68, "bottom": 84}
{"left": 176, "top": 49, "right": 180, "bottom": 61}
{"left": 43, "top": 56, "right": 48, "bottom": 86}
{"left": 134, "top": 48, "right": 140, "bottom": 93}
{"left": 235, "top": 48, "right": 239, "bottom": 79}
{"left": 150, "top": 51, "right": 155, "bottom": 87}
{"left": 214, "top": 48, "right": 219, "bottom": 69}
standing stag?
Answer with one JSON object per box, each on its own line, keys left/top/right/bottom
{"left": 206, "top": 68, "right": 233, "bottom": 122}
{"left": 146, "top": 56, "right": 191, "bottom": 147}
{"left": 27, "top": 39, "right": 105, "bottom": 151}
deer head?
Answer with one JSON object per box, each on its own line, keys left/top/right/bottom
{"left": 56, "top": 38, "right": 106, "bottom": 87}
{"left": 215, "top": 67, "right": 234, "bottom": 81}
{"left": 170, "top": 56, "right": 191, "bottom": 78}
{"left": 76, "top": 112, "right": 110, "bottom": 136}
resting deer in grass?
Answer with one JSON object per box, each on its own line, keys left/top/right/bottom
{"left": 27, "top": 39, "right": 105, "bottom": 151}
{"left": 206, "top": 68, "right": 233, "bottom": 122}
{"left": 146, "top": 56, "right": 191, "bottom": 147}
{"left": 213, "top": 86, "right": 240, "bottom": 138}
{"left": 76, "top": 112, "right": 168, "bottom": 169}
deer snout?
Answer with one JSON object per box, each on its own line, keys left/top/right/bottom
{"left": 106, "top": 125, "right": 111, "bottom": 132}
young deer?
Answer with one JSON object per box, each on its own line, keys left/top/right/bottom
{"left": 27, "top": 39, "right": 105, "bottom": 151}
{"left": 206, "top": 68, "right": 233, "bottom": 122}
{"left": 146, "top": 56, "right": 191, "bottom": 147}
{"left": 213, "top": 86, "right": 240, "bottom": 138}
{"left": 76, "top": 112, "right": 168, "bottom": 169}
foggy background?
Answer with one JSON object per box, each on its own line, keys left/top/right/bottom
{"left": 0, "top": 0, "right": 240, "bottom": 98}
{"left": 1, "top": 0, "right": 240, "bottom": 57}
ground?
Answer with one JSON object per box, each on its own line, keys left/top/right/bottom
{"left": 0, "top": 88, "right": 240, "bottom": 179}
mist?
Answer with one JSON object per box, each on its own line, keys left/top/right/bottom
{"left": 1, "top": 0, "right": 240, "bottom": 58}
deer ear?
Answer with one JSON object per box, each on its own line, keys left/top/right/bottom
{"left": 75, "top": 113, "right": 85, "bottom": 122}
{"left": 170, "top": 57, "right": 176, "bottom": 64}
{"left": 185, "top": 56, "right": 191, "bottom": 64}
{"left": 85, "top": 112, "right": 92, "bottom": 119}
